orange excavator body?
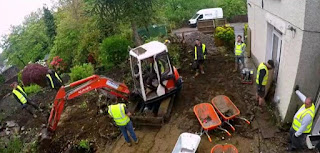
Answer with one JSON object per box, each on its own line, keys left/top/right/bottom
{"left": 47, "top": 75, "right": 130, "bottom": 132}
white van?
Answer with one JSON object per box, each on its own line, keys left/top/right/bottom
{"left": 188, "top": 8, "right": 223, "bottom": 27}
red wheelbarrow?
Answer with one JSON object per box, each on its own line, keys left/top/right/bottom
{"left": 194, "top": 103, "right": 231, "bottom": 142}
{"left": 211, "top": 144, "right": 238, "bottom": 153}
{"left": 211, "top": 95, "right": 250, "bottom": 131}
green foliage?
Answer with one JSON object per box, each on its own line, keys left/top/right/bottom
{"left": 80, "top": 101, "right": 88, "bottom": 109}
{"left": 160, "top": 0, "right": 217, "bottom": 28}
{"left": 99, "top": 35, "right": 132, "bottom": 69}
{"left": 0, "top": 136, "right": 23, "bottom": 153}
{"left": 24, "top": 84, "right": 42, "bottom": 95}
{"left": 43, "top": 7, "right": 56, "bottom": 42}
{"left": 168, "top": 44, "right": 181, "bottom": 69}
{"left": 17, "top": 71, "right": 23, "bottom": 85}
{"left": 69, "top": 63, "right": 94, "bottom": 82}
{"left": 78, "top": 139, "right": 90, "bottom": 150}
{"left": 244, "top": 23, "right": 248, "bottom": 37}
{"left": 49, "top": 1, "right": 101, "bottom": 68}
{"left": 217, "top": 0, "right": 247, "bottom": 20}
{"left": 215, "top": 26, "right": 235, "bottom": 48}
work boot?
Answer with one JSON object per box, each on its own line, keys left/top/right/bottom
{"left": 135, "top": 139, "right": 139, "bottom": 144}
{"left": 127, "top": 142, "right": 132, "bottom": 147}
{"left": 194, "top": 72, "right": 199, "bottom": 77}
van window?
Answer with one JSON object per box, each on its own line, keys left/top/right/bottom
{"left": 192, "top": 14, "right": 200, "bottom": 19}
{"left": 198, "top": 14, "right": 203, "bottom": 19}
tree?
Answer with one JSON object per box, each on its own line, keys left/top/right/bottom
{"left": 89, "top": 0, "right": 156, "bottom": 46}
{"left": 43, "top": 6, "right": 57, "bottom": 43}
{"left": 49, "top": 0, "right": 102, "bottom": 68}
{"left": 217, "top": 0, "right": 247, "bottom": 20}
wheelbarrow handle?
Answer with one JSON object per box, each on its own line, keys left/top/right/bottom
{"left": 237, "top": 117, "right": 251, "bottom": 125}
{"left": 218, "top": 127, "right": 231, "bottom": 136}
{"left": 225, "top": 121, "right": 235, "bottom": 131}
{"left": 205, "top": 131, "right": 212, "bottom": 142}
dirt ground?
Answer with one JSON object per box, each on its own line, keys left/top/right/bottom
{"left": 0, "top": 29, "right": 317, "bottom": 153}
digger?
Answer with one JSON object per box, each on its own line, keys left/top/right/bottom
{"left": 43, "top": 41, "right": 182, "bottom": 139}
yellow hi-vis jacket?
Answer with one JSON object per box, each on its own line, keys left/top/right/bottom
{"left": 46, "top": 72, "right": 62, "bottom": 89}
{"left": 108, "top": 103, "right": 130, "bottom": 126}
{"left": 235, "top": 42, "right": 246, "bottom": 56}
{"left": 194, "top": 44, "right": 206, "bottom": 60}
{"left": 256, "top": 63, "right": 268, "bottom": 85}
{"left": 292, "top": 104, "right": 315, "bottom": 133}
{"left": 12, "top": 85, "right": 27, "bottom": 104}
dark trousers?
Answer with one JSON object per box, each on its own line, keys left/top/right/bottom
{"left": 22, "top": 100, "right": 39, "bottom": 115}
{"left": 289, "top": 127, "right": 307, "bottom": 150}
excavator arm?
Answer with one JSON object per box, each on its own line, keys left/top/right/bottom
{"left": 47, "top": 75, "right": 130, "bottom": 132}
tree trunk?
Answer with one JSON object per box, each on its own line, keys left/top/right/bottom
{"left": 131, "top": 21, "right": 143, "bottom": 46}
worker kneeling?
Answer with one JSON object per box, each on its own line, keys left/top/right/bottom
{"left": 288, "top": 85, "right": 315, "bottom": 151}
{"left": 108, "top": 103, "right": 138, "bottom": 147}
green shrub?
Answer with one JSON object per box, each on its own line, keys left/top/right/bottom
{"left": 215, "top": 26, "right": 235, "bottom": 48}
{"left": 167, "top": 44, "right": 181, "bottom": 69}
{"left": 0, "top": 136, "right": 23, "bottom": 153}
{"left": 17, "top": 71, "right": 23, "bottom": 85}
{"left": 69, "top": 63, "right": 94, "bottom": 82}
{"left": 24, "top": 84, "right": 42, "bottom": 95}
{"left": 99, "top": 35, "right": 132, "bottom": 69}
{"left": 78, "top": 139, "right": 90, "bottom": 150}
{"left": 244, "top": 23, "right": 248, "bottom": 38}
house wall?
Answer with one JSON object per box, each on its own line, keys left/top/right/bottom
{"left": 287, "top": 31, "right": 320, "bottom": 121}
{"left": 247, "top": 0, "right": 308, "bottom": 121}
{"left": 304, "top": 0, "right": 320, "bottom": 32}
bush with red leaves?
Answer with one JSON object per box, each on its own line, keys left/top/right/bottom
{"left": 22, "top": 64, "right": 49, "bottom": 87}
{"left": 50, "top": 56, "right": 67, "bottom": 73}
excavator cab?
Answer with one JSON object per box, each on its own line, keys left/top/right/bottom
{"left": 44, "top": 41, "right": 182, "bottom": 137}
{"left": 129, "top": 41, "right": 182, "bottom": 103}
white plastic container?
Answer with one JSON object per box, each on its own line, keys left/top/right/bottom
{"left": 172, "top": 133, "right": 201, "bottom": 153}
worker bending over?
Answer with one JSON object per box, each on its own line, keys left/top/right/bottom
{"left": 193, "top": 39, "right": 207, "bottom": 77}
{"left": 46, "top": 69, "right": 63, "bottom": 91}
{"left": 288, "top": 85, "right": 315, "bottom": 151}
{"left": 256, "top": 60, "right": 274, "bottom": 108}
{"left": 234, "top": 35, "right": 246, "bottom": 72}
{"left": 11, "top": 82, "right": 41, "bottom": 118}
{"left": 108, "top": 103, "right": 138, "bottom": 147}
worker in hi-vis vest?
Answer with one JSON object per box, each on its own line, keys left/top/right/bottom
{"left": 144, "top": 57, "right": 165, "bottom": 91}
{"left": 255, "top": 60, "right": 274, "bottom": 109}
{"left": 193, "top": 39, "right": 207, "bottom": 77}
{"left": 46, "top": 69, "right": 63, "bottom": 91}
{"left": 11, "top": 82, "right": 41, "bottom": 118}
{"left": 234, "top": 35, "right": 246, "bottom": 72}
{"left": 288, "top": 85, "right": 316, "bottom": 151}
{"left": 108, "top": 103, "right": 138, "bottom": 147}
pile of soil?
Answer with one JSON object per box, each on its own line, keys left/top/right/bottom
{"left": 39, "top": 92, "right": 120, "bottom": 153}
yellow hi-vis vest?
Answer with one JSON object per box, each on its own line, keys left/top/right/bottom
{"left": 292, "top": 104, "right": 315, "bottom": 133}
{"left": 194, "top": 44, "right": 206, "bottom": 60}
{"left": 46, "top": 72, "right": 62, "bottom": 88}
{"left": 150, "top": 61, "right": 165, "bottom": 74}
{"left": 256, "top": 63, "right": 269, "bottom": 85}
{"left": 12, "top": 85, "right": 27, "bottom": 104}
{"left": 235, "top": 42, "right": 246, "bottom": 56}
{"left": 108, "top": 103, "right": 130, "bottom": 126}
